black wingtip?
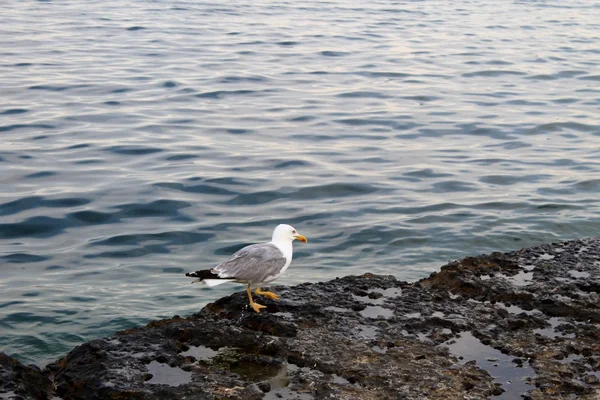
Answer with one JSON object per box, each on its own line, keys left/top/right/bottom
{"left": 185, "top": 270, "right": 220, "bottom": 280}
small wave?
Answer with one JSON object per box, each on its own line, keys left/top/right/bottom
{"left": 0, "top": 196, "right": 89, "bottom": 216}
{"left": 429, "top": 181, "right": 476, "bottom": 193}
{"left": 485, "top": 141, "right": 532, "bottom": 150}
{"left": 24, "top": 171, "right": 56, "bottom": 179}
{"left": 85, "top": 246, "right": 169, "bottom": 259}
{"left": 228, "top": 183, "right": 378, "bottom": 206}
{"left": 479, "top": 174, "right": 551, "bottom": 186}
{"left": 505, "top": 99, "right": 546, "bottom": 106}
{"left": 277, "top": 41, "right": 298, "bottom": 46}
{"left": 527, "top": 122, "right": 598, "bottom": 133}
{"left": 287, "top": 115, "right": 316, "bottom": 122}
{"left": 550, "top": 98, "right": 578, "bottom": 104}
{"left": 462, "top": 70, "right": 526, "bottom": 77}
{"left": 111, "top": 87, "right": 133, "bottom": 93}
{"left": 68, "top": 210, "right": 118, "bottom": 224}
{"left": 403, "top": 169, "right": 454, "bottom": 179}
{"left": 28, "top": 84, "right": 91, "bottom": 91}
{"left": 195, "top": 90, "right": 256, "bottom": 99}
{"left": 204, "top": 177, "right": 257, "bottom": 186}
{"left": 91, "top": 231, "right": 213, "bottom": 247}
{"left": 527, "top": 70, "right": 585, "bottom": 80}
{"left": 209, "top": 127, "right": 254, "bottom": 135}
{"left": 165, "top": 154, "right": 197, "bottom": 161}
{"left": 0, "top": 216, "right": 67, "bottom": 239}
{"left": 0, "top": 124, "right": 55, "bottom": 132}
{"left": 320, "top": 50, "right": 350, "bottom": 57}
{"left": 273, "top": 160, "right": 311, "bottom": 169}
{"left": 569, "top": 179, "right": 600, "bottom": 193}
{"left": 154, "top": 182, "right": 237, "bottom": 196}
{"left": 66, "top": 143, "right": 90, "bottom": 150}
{"left": 402, "top": 95, "right": 438, "bottom": 102}
{"left": 358, "top": 71, "right": 411, "bottom": 79}
{"left": 336, "top": 91, "right": 392, "bottom": 99}
{"left": 219, "top": 75, "right": 267, "bottom": 83}
{"left": 0, "top": 253, "right": 49, "bottom": 263}
{"left": 0, "top": 108, "right": 28, "bottom": 115}
{"left": 116, "top": 200, "right": 191, "bottom": 218}
{"left": 104, "top": 146, "right": 163, "bottom": 155}
{"left": 335, "top": 118, "right": 418, "bottom": 131}
{"left": 579, "top": 75, "right": 600, "bottom": 81}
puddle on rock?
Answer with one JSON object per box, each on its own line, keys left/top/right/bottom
{"left": 509, "top": 271, "right": 534, "bottom": 287}
{"left": 182, "top": 345, "right": 220, "bottom": 360}
{"left": 568, "top": 270, "right": 590, "bottom": 279}
{"left": 332, "top": 373, "right": 351, "bottom": 384}
{"left": 264, "top": 388, "right": 313, "bottom": 400}
{"left": 511, "top": 271, "right": 534, "bottom": 286}
{"left": 325, "top": 306, "right": 351, "bottom": 313}
{"left": 273, "top": 311, "right": 294, "bottom": 319}
{"left": 268, "top": 362, "right": 291, "bottom": 390}
{"left": 354, "top": 287, "right": 402, "bottom": 305}
{"left": 534, "top": 317, "right": 575, "bottom": 339}
{"left": 372, "top": 345, "right": 387, "bottom": 354}
{"left": 146, "top": 360, "right": 192, "bottom": 386}
{"left": 500, "top": 303, "right": 538, "bottom": 316}
{"left": 417, "top": 332, "right": 433, "bottom": 343}
{"left": 264, "top": 362, "right": 322, "bottom": 399}
{"left": 539, "top": 253, "right": 555, "bottom": 261}
{"left": 444, "top": 331, "right": 534, "bottom": 399}
{"left": 357, "top": 324, "right": 379, "bottom": 339}
{"left": 556, "top": 354, "right": 581, "bottom": 364}
{"left": 360, "top": 305, "right": 394, "bottom": 319}
{"left": 521, "top": 263, "right": 536, "bottom": 271}
{"left": 212, "top": 349, "right": 283, "bottom": 382}
{"left": 379, "top": 287, "right": 402, "bottom": 297}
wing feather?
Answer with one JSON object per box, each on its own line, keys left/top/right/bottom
{"left": 212, "top": 243, "right": 286, "bottom": 283}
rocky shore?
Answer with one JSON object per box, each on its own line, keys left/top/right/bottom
{"left": 2, "top": 237, "right": 600, "bottom": 399}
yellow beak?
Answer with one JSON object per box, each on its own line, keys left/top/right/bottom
{"left": 294, "top": 234, "right": 308, "bottom": 243}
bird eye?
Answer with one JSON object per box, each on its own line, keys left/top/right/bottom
{"left": 292, "top": 230, "right": 296, "bottom": 234}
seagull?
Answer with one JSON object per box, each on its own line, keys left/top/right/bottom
{"left": 185, "top": 224, "right": 307, "bottom": 312}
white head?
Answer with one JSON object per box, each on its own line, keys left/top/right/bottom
{"left": 271, "top": 224, "right": 308, "bottom": 244}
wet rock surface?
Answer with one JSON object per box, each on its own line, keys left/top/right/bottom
{"left": 0, "top": 352, "right": 52, "bottom": 399}
{"left": 2, "top": 237, "right": 600, "bottom": 399}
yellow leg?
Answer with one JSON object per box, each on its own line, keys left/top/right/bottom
{"left": 246, "top": 284, "right": 266, "bottom": 313}
{"left": 255, "top": 287, "right": 280, "bottom": 300}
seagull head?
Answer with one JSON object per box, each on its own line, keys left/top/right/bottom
{"left": 272, "top": 224, "right": 307, "bottom": 243}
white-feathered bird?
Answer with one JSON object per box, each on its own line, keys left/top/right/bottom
{"left": 185, "top": 224, "right": 307, "bottom": 312}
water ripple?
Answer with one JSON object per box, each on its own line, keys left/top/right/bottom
{"left": 0, "top": 196, "right": 90, "bottom": 216}
{"left": 2, "top": 0, "right": 600, "bottom": 366}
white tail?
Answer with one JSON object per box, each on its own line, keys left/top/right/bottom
{"left": 203, "top": 279, "right": 234, "bottom": 287}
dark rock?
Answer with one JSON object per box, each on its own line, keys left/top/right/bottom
{"left": 6, "top": 237, "right": 600, "bottom": 399}
{"left": 0, "top": 352, "right": 53, "bottom": 399}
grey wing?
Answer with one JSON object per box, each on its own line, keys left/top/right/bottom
{"left": 212, "top": 243, "right": 286, "bottom": 283}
